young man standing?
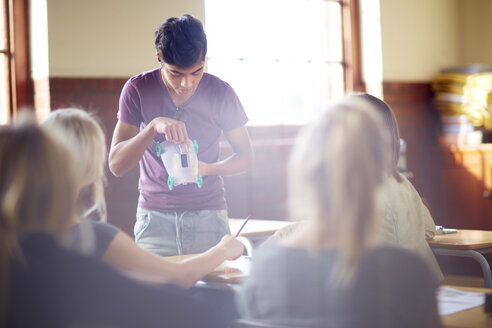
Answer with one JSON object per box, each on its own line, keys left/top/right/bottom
{"left": 109, "top": 15, "right": 254, "bottom": 257}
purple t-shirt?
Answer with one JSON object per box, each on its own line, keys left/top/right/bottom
{"left": 118, "top": 68, "right": 248, "bottom": 211}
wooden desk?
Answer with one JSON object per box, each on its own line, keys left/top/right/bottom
{"left": 428, "top": 230, "right": 492, "bottom": 288}
{"left": 229, "top": 218, "right": 292, "bottom": 255}
{"left": 441, "top": 286, "right": 492, "bottom": 328}
{"left": 229, "top": 218, "right": 291, "bottom": 237}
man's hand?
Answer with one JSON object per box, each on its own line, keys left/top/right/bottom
{"left": 198, "top": 161, "right": 212, "bottom": 177}
{"left": 151, "top": 116, "right": 190, "bottom": 147}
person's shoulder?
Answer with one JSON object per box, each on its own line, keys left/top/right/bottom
{"left": 385, "top": 175, "right": 422, "bottom": 205}
{"left": 126, "top": 68, "right": 161, "bottom": 87}
{"left": 74, "top": 219, "right": 119, "bottom": 232}
{"left": 252, "top": 242, "right": 295, "bottom": 267}
{"left": 386, "top": 174, "right": 408, "bottom": 192}
{"left": 201, "top": 72, "right": 227, "bottom": 84}
{"left": 200, "top": 72, "right": 234, "bottom": 92}
{"left": 395, "top": 174, "right": 420, "bottom": 194}
{"left": 90, "top": 220, "right": 121, "bottom": 235}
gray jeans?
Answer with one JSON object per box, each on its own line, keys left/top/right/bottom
{"left": 134, "top": 208, "right": 230, "bottom": 257}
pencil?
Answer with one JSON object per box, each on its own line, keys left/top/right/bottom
{"left": 235, "top": 216, "right": 251, "bottom": 237}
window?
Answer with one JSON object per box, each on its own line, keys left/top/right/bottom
{"left": 0, "top": 0, "right": 32, "bottom": 125}
{"left": 0, "top": 0, "right": 10, "bottom": 123}
{"left": 205, "top": 0, "right": 361, "bottom": 125}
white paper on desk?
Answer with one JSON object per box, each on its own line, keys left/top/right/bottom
{"left": 203, "top": 256, "right": 253, "bottom": 282}
{"left": 217, "top": 256, "right": 252, "bottom": 275}
{"left": 437, "top": 286, "right": 485, "bottom": 316}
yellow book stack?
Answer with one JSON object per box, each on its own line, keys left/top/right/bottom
{"left": 432, "top": 68, "right": 492, "bottom": 146}
{"left": 432, "top": 72, "right": 492, "bottom": 129}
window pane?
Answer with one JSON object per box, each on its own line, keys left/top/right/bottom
{"left": 325, "top": 1, "right": 343, "bottom": 62}
{"left": 0, "top": 0, "right": 6, "bottom": 51}
{"left": 206, "top": 0, "right": 342, "bottom": 62}
{"left": 208, "top": 58, "right": 344, "bottom": 125}
{"left": 0, "top": 54, "right": 10, "bottom": 124}
{"left": 205, "top": 0, "right": 345, "bottom": 125}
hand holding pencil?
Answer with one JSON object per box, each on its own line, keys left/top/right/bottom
{"left": 217, "top": 234, "right": 244, "bottom": 261}
{"left": 215, "top": 216, "right": 250, "bottom": 261}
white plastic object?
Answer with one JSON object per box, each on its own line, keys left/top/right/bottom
{"left": 156, "top": 140, "right": 203, "bottom": 190}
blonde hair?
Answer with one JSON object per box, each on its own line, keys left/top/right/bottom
{"left": 0, "top": 113, "right": 77, "bottom": 322}
{"left": 288, "top": 96, "right": 391, "bottom": 282}
{"left": 42, "top": 108, "right": 108, "bottom": 221}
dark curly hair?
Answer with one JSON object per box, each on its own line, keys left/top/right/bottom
{"left": 155, "top": 14, "right": 207, "bottom": 69}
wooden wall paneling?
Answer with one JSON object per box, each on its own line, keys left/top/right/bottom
{"left": 12, "top": 0, "right": 33, "bottom": 109}
{"left": 382, "top": 82, "right": 442, "bottom": 220}
{"left": 342, "top": 0, "right": 364, "bottom": 92}
{"left": 220, "top": 140, "right": 251, "bottom": 218}
{"left": 248, "top": 140, "right": 291, "bottom": 219}
{"left": 49, "top": 79, "right": 446, "bottom": 236}
{"left": 435, "top": 146, "right": 492, "bottom": 278}
{"left": 50, "top": 72, "right": 487, "bottom": 278}
{"left": 439, "top": 148, "right": 485, "bottom": 229}
{"left": 474, "top": 148, "right": 492, "bottom": 227}
{"left": 50, "top": 78, "right": 301, "bottom": 232}
{"left": 105, "top": 167, "right": 139, "bottom": 236}
{"left": 5, "top": 0, "right": 34, "bottom": 118}
{"left": 435, "top": 145, "right": 492, "bottom": 230}
{"left": 222, "top": 127, "right": 299, "bottom": 220}
{"left": 49, "top": 77, "right": 135, "bottom": 234}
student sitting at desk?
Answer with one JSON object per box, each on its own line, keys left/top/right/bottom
{"left": 41, "top": 108, "right": 244, "bottom": 288}
{"left": 356, "top": 93, "right": 443, "bottom": 281}
{"left": 1, "top": 116, "right": 215, "bottom": 328}
{"left": 271, "top": 93, "right": 443, "bottom": 282}
{"left": 237, "top": 96, "right": 440, "bottom": 327}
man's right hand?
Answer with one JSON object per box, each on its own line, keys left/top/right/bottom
{"left": 109, "top": 116, "right": 191, "bottom": 177}
{"left": 151, "top": 116, "right": 190, "bottom": 147}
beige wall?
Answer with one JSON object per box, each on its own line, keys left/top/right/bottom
{"left": 46, "top": 0, "right": 204, "bottom": 77}
{"left": 378, "top": 0, "right": 492, "bottom": 81}
{"left": 460, "top": 0, "right": 492, "bottom": 68}
{"left": 379, "top": 0, "right": 462, "bottom": 81}
{"left": 43, "top": 0, "right": 490, "bottom": 81}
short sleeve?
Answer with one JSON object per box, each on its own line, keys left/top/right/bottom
{"left": 118, "top": 79, "right": 143, "bottom": 127}
{"left": 216, "top": 82, "right": 248, "bottom": 131}
{"left": 91, "top": 221, "right": 120, "bottom": 257}
{"left": 67, "top": 221, "right": 120, "bottom": 258}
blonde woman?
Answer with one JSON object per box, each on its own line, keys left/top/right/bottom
{"left": 1, "top": 116, "right": 215, "bottom": 328}
{"left": 270, "top": 93, "right": 443, "bottom": 282}
{"left": 237, "top": 97, "right": 440, "bottom": 327}
{"left": 42, "top": 108, "right": 244, "bottom": 288}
